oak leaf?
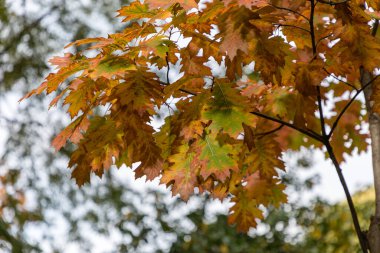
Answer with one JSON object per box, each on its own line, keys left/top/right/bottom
{"left": 145, "top": 0, "right": 198, "bottom": 11}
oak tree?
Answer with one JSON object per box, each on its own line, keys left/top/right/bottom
{"left": 22, "top": 0, "right": 380, "bottom": 251}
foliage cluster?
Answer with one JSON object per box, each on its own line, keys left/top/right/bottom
{"left": 23, "top": 0, "right": 380, "bottom": 233}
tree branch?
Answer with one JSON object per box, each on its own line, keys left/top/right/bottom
{"left": 328, "top": 75, "right": 380, "bottom": 139}
{"left": 166, "top": 77, "right": 323, "bottom": 142}
{"left": 256, "top": 124, "right": 284, "bottom": 138}
{"left": 250, "top": 111, "right": 324, "bottom": 142}
{"left": 309, "top": 0, "right": 368, "bottom": 250}
{"left": 274, "top": 24, "right": 311, "bottom": 34}
{"left": 372, "top": 19, "right": 379, "bottom": 37}
{"left": 325, "top": 142, "right": 368, "bottom": 252}
{"left": 316, "top": 86, "right": 327, "bottom": 136}
{"left": 158, "top": 81, "right": 197, "bottom": 96}
{"left": 317, "top": 0, "right": 350, "bottom": 5}
{"left": 270, "top": 4, "right": 310, "bottom": 21}
{"left": 323, "top": 68, "right": 358, "bottom": 91}
{"left": 310, "top": 0, "right": 326, "bottom": 138}
{"left": 309, "top": 1, "right": 317, "bottom": 56}
{"left": 166, "top": 28, "right": 173, "bottom": 85}
{"left": 165, "top": 53, "right": 171, "bottom": 84}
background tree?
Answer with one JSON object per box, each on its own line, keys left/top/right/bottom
{"left": 300, "top": 187, "right": 375, "bottom": 253}
{"left": 169, "top": 168, "right": 376, "bottom": 253}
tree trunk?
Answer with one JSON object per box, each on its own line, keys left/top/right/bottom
{"left": 361, "top": 68, "right": 380, "bottom": 253}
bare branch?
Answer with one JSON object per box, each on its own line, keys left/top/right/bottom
{"left": 323, "top": 68, "right": 358, "bottom": 91}
{"left": 316, "top": 33, "right": 333, "bottom": 47}
{"left": 158, "top": 81, "right": 197, "bottom": 96}
{"left": 166, "top": 28, "right": 174, "bottom": 85}
{"left": 256, "top": 124, "right": 284, "bottom": 138}
{"left": 324, "top": 141, "right": 368, "bottom": 253}
{"left": 270, "top": 4, "right": 310, "bottom": 21}
{"left": 372, "top": 19, "right": 379, "bottom": 37}
{"left": 328, "top": 75, "right": 380, "bottom": 139}
{"left": 317, "top": 0, "right": 350, "bottom": 5}
{"left": 250, "top": 111, "right": 324, "bottom": 142}
{"left": 309, "top": 1, "right": 367, "bottom": 250}
{"left": 309, "top": 0, "right": 326, "bottom": 138}
{"left": 316, "top": 86, "right": 327, "bottom": 136}
{"left": 274, "top": 24, "right": 311, "bottom": 34}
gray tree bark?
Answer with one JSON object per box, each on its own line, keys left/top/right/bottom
{"left": 360, "top": 45, "right": 380, "bottom": 251}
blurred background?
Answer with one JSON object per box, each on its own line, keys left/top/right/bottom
{"left": 0, "top": 0, "right": 376, "bottom": 252}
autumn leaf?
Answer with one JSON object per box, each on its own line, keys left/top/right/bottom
{"left": 195, "top": 135, "right": 238, "bottom": 181}
{"left": 49, "top": 53, "right": 74, "bottom": 68}
{"left": 244, "top": 136, "right": 284, "bottom": 176}
{"left": 161, "top": 145, "right": 198, "bottom": 201}
{"left": 203, "top": 81, "right": 255, "bottom": 137}
{"left": 145, "top": 0, "right": 198, "bottom": 11}
{"left": 117, "top": 2, "right": 158, "bottom": 22}
{"left": 220, "top": 18, "right": 250, "bottom": 59}
{"left": 223, "top": 0, "right": 269, "bottom": 8}
{"left": 228, "top": 191, "right": 264, "bottom": 231}
{"left": 22, "top": 0, "right": 380, "bottom": 237}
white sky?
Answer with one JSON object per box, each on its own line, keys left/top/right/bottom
{"left": 294, "top": 150, "right": 373, "bottom": 203}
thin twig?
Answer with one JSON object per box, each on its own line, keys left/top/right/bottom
{"left": 158, "top": 81, "right": 197, "bottom": 96}
{"left": 270, "top": 4, "right": 310, "bottom": 21}
{"left": 316, "top": 86, "right": 327, "bottom": 136}
{"left": 166, "top": 28, "right": 173, "bottom": 85}
{"left": 317, "top": 0, "right": 350, "bottom": 5}
{"left": 316, "top": 33, "right": 333, "bottom": 47}
{"left": 328, "top": 75, "right": 380, "bottom": 138}
{"left": 164, "top": 101, "right": 175, "bottom": 114}
{"left": 372, "top": 19, "right": 379, "bottom": 37}
{"left": 323, "top": 68, "right": 358, "bottom": 91}
{"left": 274, "top": 23, "right": 311, "bottom": 34}
{"left": 166, "top": 53, "right": 170, "bottom": 84}
{"left": 210, "top": 77, "right": 215, "bottom": 92}
{"left": 256, "top": 124, "right": 284, "bottom": 137}
{"left": 250, "top": 111, "right": 324, "bottom": 142}
{"left": 178, "top": 88, "right": 197, "bottom": 96}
